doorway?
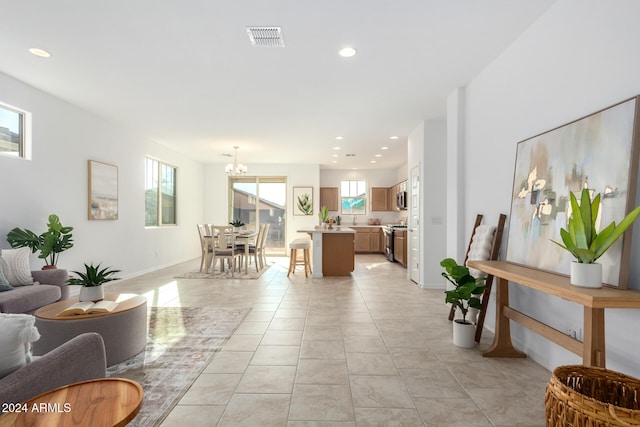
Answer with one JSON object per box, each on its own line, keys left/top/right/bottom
{"left": 229, "top": 176, "right": 287, "bottom": 255}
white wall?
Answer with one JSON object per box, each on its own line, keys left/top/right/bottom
{"left": 462, "top": 0, "right": 640, "bottom": 376}
{"left": 0, "top": 72, "right": 204, "bottom": 277}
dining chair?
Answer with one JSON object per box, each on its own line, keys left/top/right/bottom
{"left": 245, "top": 224, "right": 266, "bottom": 272}
{"left": 196, "top": 224, "right": 212, "bottom": 272}
{"left": 254, "top": 223, "right": 270, "bottom": 270}
{"left": 210, "top": 225, "right": 242, "bottom": 275}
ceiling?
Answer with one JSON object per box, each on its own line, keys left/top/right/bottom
{"left": 0, "top": 1, "right": 556, "bottom": 170}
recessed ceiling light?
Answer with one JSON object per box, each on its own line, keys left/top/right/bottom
{"left": 332, "top": 160, "right": 338, "bottom": 163}
{"left": 375, "top": 154, "right": 382, "bottom": 157}
{"left": 332, "top": 154, "right": 339, "bottom": 158}
{"left": 381, "top": 146, "right": 389, "bottom": 150}
{"left": 29, "top": 48, "right": 51, "bottom": 58}
{"left": 333, "top": 146, "right": 341, "bottom": 150}
{"left": 338, "top": 47, "right": 357, "bottom": 58}
{"left": 370, "top": 160, "right": 377, "bottom": 164}
{"left": 335, "top": 136, "right": 343, "bottom": 140}
{"left": 390, "top": 136, "right": 399, "bottom": 140}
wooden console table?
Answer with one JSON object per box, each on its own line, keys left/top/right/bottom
{"left": 468, "top": 260, "right": 640, "bottom": 368}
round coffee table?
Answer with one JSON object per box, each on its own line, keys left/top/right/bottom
{"left": 34, "top": 294, "right": 147, "bottom": 366}
{"left": 0, "top": 378, "right": 143, "bottom": 427}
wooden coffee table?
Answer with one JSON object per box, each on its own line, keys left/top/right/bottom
{"left": 33, "top": 294, "right": 148, "bottom": 366}
{"left": 0, "top": 378, "right": 143, "bottom": 427}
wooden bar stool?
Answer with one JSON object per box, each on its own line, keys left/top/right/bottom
{"left": 287, "top": 238, "right": 312, "bottom": 277}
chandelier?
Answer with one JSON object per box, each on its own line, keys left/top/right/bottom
{"left": 225, "top": 146, "right": 247, "bottom": 176}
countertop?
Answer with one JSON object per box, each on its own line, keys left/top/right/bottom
{"left": 297, "top": 227, "right": 357, "bottom": 234}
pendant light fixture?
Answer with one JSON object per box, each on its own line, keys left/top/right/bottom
{"left": 225, "top": 146, "right": 247, "bottom": 176}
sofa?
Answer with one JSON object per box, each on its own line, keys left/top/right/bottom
{"left": 0, "top": 269, "right": 70, "bottom": 314}
{"left": 0, "top": 332, "right": 107, "bottom": 405}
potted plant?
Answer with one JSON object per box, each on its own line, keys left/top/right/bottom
{"left": 229, "top": 219, "right": 245, "bottom": 232}
{"left": 6, "top": 214, "right": 74, "bottom": 269}
{"left": 318, "top": 205, "right": 330, "bottom": 228}
{"left": 441, "top": 258, "right": 486, "bottom": 348}
{"left": 67, "top": 263, "right": 121, "bottom": 302}
{"left": 551, "top": 188, "right": 640, "bottom": 288}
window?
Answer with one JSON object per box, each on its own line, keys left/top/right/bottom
{"left": 145, "top": 158, "right": 177, "bottom": 226}
{"left": 0, "top": 103, "right": 29, "bottom": 159}
{"left": 340, "top": 179, "right": 366, "bottom": 215}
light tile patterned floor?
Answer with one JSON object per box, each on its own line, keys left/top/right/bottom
{"left": 108, "top": 255, "right": 550, "bottom": 427}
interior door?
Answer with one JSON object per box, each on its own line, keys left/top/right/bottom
{"left": 409, "top": 165, "right": 420, "bottom": 284}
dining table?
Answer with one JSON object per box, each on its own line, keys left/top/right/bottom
{"left": 204, "top": 231, "right": 257, "bottom": 274}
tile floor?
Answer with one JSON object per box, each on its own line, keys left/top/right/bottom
{"left": 107, "top": 254, "right": 550, "bottom": 427}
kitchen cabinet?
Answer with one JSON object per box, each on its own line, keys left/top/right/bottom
{"left": 393, "top": 230, "right": 407, "bottom": 266}
{"left": 370, "top": 187, "right": 389, "bottom": 211}
{"left": 319, "top": 187, "right": 339, "bottom": 211}
{"left": 353, "top": 227, "right": 383, "bottom": 253}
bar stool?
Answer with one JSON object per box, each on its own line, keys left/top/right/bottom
{"left": 287, "top": 238, "right": 312, "bottom": 278}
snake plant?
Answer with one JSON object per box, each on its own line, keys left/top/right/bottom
{"left": 552, "top": 189, "right": 640, "bottom": 263}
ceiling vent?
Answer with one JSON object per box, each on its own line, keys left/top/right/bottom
{"left": 246, "top": 26, "right": 285, "bottom": 48}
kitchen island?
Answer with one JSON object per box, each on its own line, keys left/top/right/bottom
{"left": 297, "top": 227, "right": 356, "bottom": 277}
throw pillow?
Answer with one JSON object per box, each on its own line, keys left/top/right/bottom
{"left": 0, "top": 247, "right": 34, "bottom": 286}
{"left": 0, "top": 313, "right": 40, "bottom": 379}
{"left": 0, "top": 261, "right": 14, "bottom": 292}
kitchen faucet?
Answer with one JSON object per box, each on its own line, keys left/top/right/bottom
{"left": 352, "top": 215, "right": 357, "bottom": 225}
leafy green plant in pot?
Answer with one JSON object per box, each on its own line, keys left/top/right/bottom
{"left": 441, "top": 258, "right": 486, "bottom": 348}
{"left": 318, "top": 205, "right": 330, "bottom": 227}
{"left": 67, "top": 263, "right": 121, "bottom": 302}
{"left": 551, "top": 189, "right": 640, "bottom": 288}
{"left": 229, "top": 219, "right": 245, "bottom": 231}
{"left": 6, "top": 214, "right": 74, "bottom": 269}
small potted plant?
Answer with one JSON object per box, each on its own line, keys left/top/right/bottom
{"left": 318, "top": 206, "right": 330, "bottom": 228}
{"left": 551, "top": 188, "right": 640, "bottom": 288}
{"left": 229, "top": 219, "right": 245, "bottom": 232}
{"left": 67, "top": 263, "right": 121, "bottom": 302}
{"left": 6, "top": 214, "right": 74, "bottom": 269}
{"left": 441, "top": 258, "right": 486, "bottom": 348}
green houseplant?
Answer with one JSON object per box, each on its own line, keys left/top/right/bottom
{"left": 229, "top": 219, "right": 245, "bottom": 229}
{"left": 551, "top": 188, "right": 640, "bottom": 287}
{"left": 441, "top": 258, "right": 486, "bottom": 348}
{"left": 6, "top": 214, "right": 74, "bottom": 269}
{"left": 67, "top": 263, "right": 121, "bottom": 302}
{"left": 318, "top": 205, "right": 330, "bottom": 225}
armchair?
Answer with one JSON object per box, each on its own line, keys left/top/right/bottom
{"left": 0, "top": 332, "right": 106, "bottom": 405}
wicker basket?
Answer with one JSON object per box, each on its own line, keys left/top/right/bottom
{"left": 545, "top": 365, "right": 640, "bottom": 426}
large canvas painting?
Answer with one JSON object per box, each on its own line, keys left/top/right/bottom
{"left": 88, "top": 160, "right": 119, "bottom": 220}
{"left": 506, "top": 96, "right": 640, "bottom": 288}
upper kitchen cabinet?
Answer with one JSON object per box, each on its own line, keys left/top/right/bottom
{"left": 319, "top": 187, "right": 339, "bottom": 211}
{"left": 370, "top": 187, "right": 389, "bottom": 211}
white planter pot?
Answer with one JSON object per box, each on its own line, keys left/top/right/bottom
{"left": 452, "top": 319, "right": 476, "bottom": 348}
{"left": 468, "top": 307, "right": 479, "bottom": 325}
{"left": 79, "top": 285, "right": 104, "bottom": 302}
{"left": 570, "top": 262, "right": 602, "bottom": 288}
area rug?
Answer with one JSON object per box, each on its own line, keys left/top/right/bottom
{"left": 106, "top": 306, "right": 251, "bottom": 427}
{"left": 174, "top": 262, "right": 271, "bottom": 280}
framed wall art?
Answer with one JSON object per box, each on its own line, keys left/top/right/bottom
{"left": 88, "top": 160, "right": 119, "bottom": 220}
{"left": 506, "top": 96, "right": 640, "bottom": 288}
{"left": 293, "top": 187, "right": 313, "bottom": 216}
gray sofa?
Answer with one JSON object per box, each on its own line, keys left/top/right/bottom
{"left": 0, "top": 332, "right": 107, "bottom": 405}
{"left": 0, "top": 269, "right": 69, "bottom": 314}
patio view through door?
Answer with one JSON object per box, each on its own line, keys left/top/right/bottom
{"left": 229, "top": 176, "right": 287, "bottom": 255}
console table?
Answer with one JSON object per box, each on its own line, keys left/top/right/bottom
{"left": 467, "top": 260, "right": 640, "bottom": 368}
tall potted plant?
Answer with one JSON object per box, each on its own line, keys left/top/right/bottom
{"left": 67, "top": 263, "right": 121, "bottom": 302}
{"left": 551, "top": 189, "right": 640, "bottom": 288}
{"left": 441, "top": 258, "right": 486, "bottom": 348}
{"left": 6, "top": 214, "right": 74, "bottom": 269}
{"left": 318, "top": 205, "right": 330, "bottom": 228}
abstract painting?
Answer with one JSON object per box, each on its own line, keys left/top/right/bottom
{"left": 293, "top": 187, "right": 313, "bottom": 215}
{"left": 506, "top": 96, "right": 640, "bottom": 288}
{"left": 88, "top": 160, "right": 118, "bottom": 220}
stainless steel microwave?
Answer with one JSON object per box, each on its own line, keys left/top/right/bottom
{"left": 396, "top": 191, "right": 407, "bottom": 209}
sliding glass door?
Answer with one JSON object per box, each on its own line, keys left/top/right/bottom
{"left": 229, "top": 176, "right": 287, "bottom": 255}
